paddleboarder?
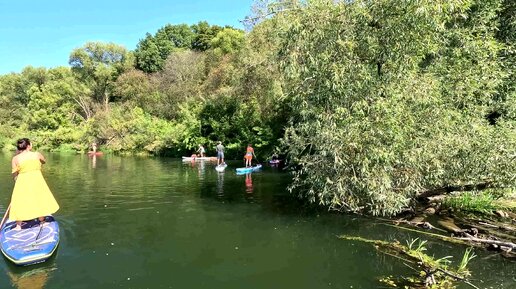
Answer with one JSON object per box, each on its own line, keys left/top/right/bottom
{"left": 216, "top": 141, "right": 225, "bottom": 166}
{"left": 197, "top": 144, "right": 206, "bottom": 157}
{"left": 244, "top": 144, "right": 256, "bottom": 168}
{"left": 91, "top": 142, "right": 97, "bottom": 153}
{"left": 9, "top": 138, "right": 59, "bottom": 230}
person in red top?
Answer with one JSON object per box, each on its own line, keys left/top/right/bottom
{"left": 244, "top": 144, "right": 256, "bottom": 167}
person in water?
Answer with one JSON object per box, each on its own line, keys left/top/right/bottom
{"left": 91, "top": 142, "right": 97, "bottom": 153}
{"left": 244, "top": 144, "right": 256, "bottom": 168}
{"left": 216, "top": 141, "right": 225, "bottom": 166}
{"left": 10, "top": 138, "right": 59, "bottom": 230}
{"left": 197, "top": 144, "right": 206, "bottom": 158}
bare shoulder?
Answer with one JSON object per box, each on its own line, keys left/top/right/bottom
{"left": 36, "top": 151, "right": 47, "bottom": 163}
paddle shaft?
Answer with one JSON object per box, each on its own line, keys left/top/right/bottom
{"left": 0, "top": 204, "right": 11, "bottom": 236}
{"left": 35, "top": 223, "right": 44, "bottom": 241}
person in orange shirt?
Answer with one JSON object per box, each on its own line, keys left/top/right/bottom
{"left": 243, "top": 144, "right": 256, "bottom": 168}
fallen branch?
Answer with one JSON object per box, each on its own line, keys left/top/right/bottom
{"left": 457, "top": 234, "right": 516, "bottom": 250}
{"left": 436, "top": 268, "right": 480, "bottom": 289}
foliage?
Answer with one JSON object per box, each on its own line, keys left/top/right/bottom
{"left": 151, "top": 51, "right": 206, "bottom": 120}
{"left": 191, "top": 21, "right": 224, "bottom": 51}
{"left": 197, "top": 95, "right": 274, "bottom": 159}
{"left": 69, "top": 42, "right": 134, "bottom": 107}
{"left": 134, "top": 33, "right": 164, "bottom": 73}
{"left": 27, "top": 67, "right": 86, "bottom": 130}
{"left": 276, "top": 0, "right": 515, "bottom": 215}
{"left": 210, "top": 28, "right": 246, "bottom": 56}
{"left": 134, "top": 22, "right": 240, "bottom": 73}
{"left": 90, "top": 104, "right": 179, "bottom": 154}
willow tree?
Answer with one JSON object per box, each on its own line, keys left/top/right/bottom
{"left": 274, "top": 0, "right": 515, "bottom": 215}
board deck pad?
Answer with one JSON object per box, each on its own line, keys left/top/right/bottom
{"left": 1, "top": 216, "right": 59, "bottom": 266}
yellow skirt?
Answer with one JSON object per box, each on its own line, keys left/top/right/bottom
{"left": 9, "top": 170, "right": 59, "bottom": 221}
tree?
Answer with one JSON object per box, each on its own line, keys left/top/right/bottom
{"left": 191, "top": 21, "right": 224, "bottom": 51}
{"left": 134, "top": 24, "right": 198, "bottom": 73}
{"left": 275, "top": 0, "right": 514, "bottom": 215}
{"left": 210, "top": 28, "right": 246, "bottom": 56}
{"left": 157, "top": 24, "right": 195, "bottom": 49}
{"left": 151, "top": 51, "right": 206, "bottom": 119}
{"left": 69, "top": 42, "right": 134, "bottom": 108}
{"left": 27, "top": 67, "right": 85, "bottom": 130}
{"left": 134, "top": 33, "right": 164, "bottom": 73}
{"left": 495, "top": 0, "right": 516, "bottom": 122}
{"left": 243, "top": 0, "right": 303, "bottom": 30}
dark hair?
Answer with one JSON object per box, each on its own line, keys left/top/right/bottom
{"left": 16, "top": 138, "right": 31, "bottom": 151}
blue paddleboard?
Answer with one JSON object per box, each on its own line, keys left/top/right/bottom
{"left": 236, "top": 164, "right": 262, "bottom": 174}
{"left": 1, "top": 216, "right": 59, "bottom": 266}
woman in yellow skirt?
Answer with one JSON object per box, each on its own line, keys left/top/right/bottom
{"left": 9, "top": 138, "right": 59, "bottom": 230}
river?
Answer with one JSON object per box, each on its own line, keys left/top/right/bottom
{"left": 0, "top": 153, "right": 514, "bottom": 289}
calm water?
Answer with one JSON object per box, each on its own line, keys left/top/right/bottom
{"left": 0, "top": 153, "right": 514, "bottom": 289}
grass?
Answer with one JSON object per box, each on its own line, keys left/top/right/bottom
{"left": 443, "top": 191, "right": 501, "bottom": 214}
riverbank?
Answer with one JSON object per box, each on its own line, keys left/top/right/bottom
{"left": 390, "top": 190, "right": 516, "bottom": 259}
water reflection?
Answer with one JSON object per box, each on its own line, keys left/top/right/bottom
{"left": 6, "top": 264, "right": 56, "bottom": 289}
{"left": 245, "top": 173, "right": 253, "bottom": 194}
{"left": 90, "top": 154, "right": 96, "bottom": 169}
{"left": 197, "top": 160, "right": 206, "bottom": 180}
{"left": 217, "top": 171, "right": 224, "bottom": 198}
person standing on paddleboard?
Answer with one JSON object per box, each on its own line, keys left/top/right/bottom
{"left": 197, "top": 144, "right": 206, "bottom": 158}
{"left": 91, "top": 142, "right": 97, "bottom": 153}
{"left": 216, "top": 141, "right": 225, "bottom": 166}
{"left": 9, "top": 138, "right": 59, "bottom": 230}
{"left": 244, "top": 144, "right": 256, "bottom": 168}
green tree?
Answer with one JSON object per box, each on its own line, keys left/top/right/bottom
{"left": 69, "top": 42, "right": 134, "bottom": 108}
{"left": 134, "top": 24, "right": 198, "bottom": 73}
{"left": 157, "top": 24, "right": 195, "bottom": 49}
{"left": 113, "top": 69, "right": 155, "bottom": 107}
{"left": 210, "top": 28, "right": 245, "bottom": 56}
{"left": 152, "top": 51, "right": 206, "bottom": 119}
{"left": 191, "top": 21, "right": 224, "bottom": 51}
{"left": 134, "top": 33, "right": 164, "bottom": 73}
{"left": 275, "top": 0, "right": 514, "bottom": 215}
{"left": 27, "top": 67, "right": 85, "bottom": 130}
{"left": 495, "top": 0, "right": 516, "bottom": 122}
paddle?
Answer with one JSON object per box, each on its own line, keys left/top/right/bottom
{"left": 0, "top": 204, "right": 11, "bottom": 237}
{"left": 35, "top": 220, "right": 45, "bottom": 241}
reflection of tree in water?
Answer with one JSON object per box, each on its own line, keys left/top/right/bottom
{"left": 7, "top": 264, "right": 56, "bottom": 289}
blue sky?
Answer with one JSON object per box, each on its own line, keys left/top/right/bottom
{"left": 0, "top": 0, "right": 253, "bottom": 74}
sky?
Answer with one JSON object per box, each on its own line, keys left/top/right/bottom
{"left": 0, "top": 0, "right": 254, "bottom": 74}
